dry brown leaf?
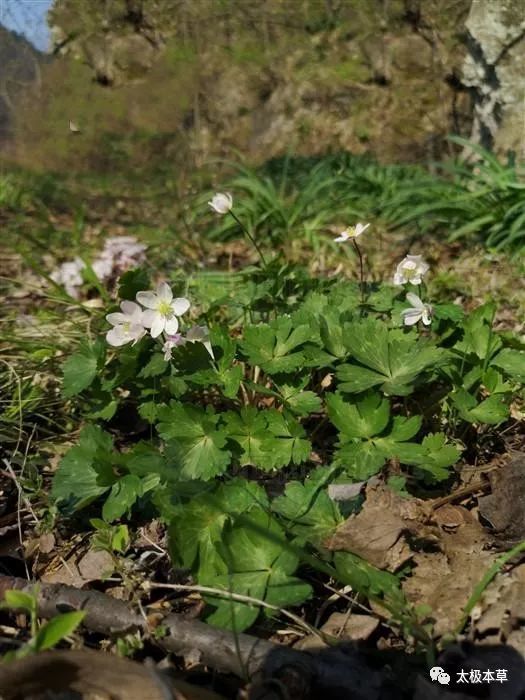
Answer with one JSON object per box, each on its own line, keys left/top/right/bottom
{"left": 403, "top": 517, "right": 496, "bottom": 636}
{"left": 473, "top": 564, "right": 525, "bottom": 644}
{"left": 38, "top": 533, "right": 56, "bottom": 554}
{"left": 321, "top": 612, "right": 379, "bottom": 641}
{"left": 42, "top": 549, "right": 114, "bottom": 586}
{"left": 41, "top": 559, "right": 83, "bottom": 587}
{"left": 323, "top": 483, "right": 505, "bottom": 636}
{"left": 323, "top": 483, "right": 437, "bottom": 571}
{"left": 478, "top": 455, "right": 525, "bottom": 547}
{"left": 78, "top": 550, "right": 114, "bottom": 580}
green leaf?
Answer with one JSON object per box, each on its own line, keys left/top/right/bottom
{"left": 205, "top": 508, "right": 312, "bottom": 632}
{"left": 492, "top": 349, "right": 525, "bottom": 382}
{"left": 240, "top": 317, "right": 311, "bottom": 374}
{"left": 2, "top": 590, "right": 37, "bottom": 614}
{"left": 118, "top": 268, "right": 150, "bottom": 301}
{"left": 265, "top": 410, "right": 311, "bottom": 467}
{"left": 138, "top": 401, "right": 159, "bottom": 423}
{"left": 224, "top": 408, "right": 310, "bottom": 470}
{"left": 224, "top": 407, "right": 269, "bottom": 468}
{"left": 327, "top": 394, "right": 450, "bottom": 482}
{"left": 388, "top": 415, "right": 422, "bottom": 442}
{"left": 169, "top": 480, "right": 268, "bottom": 577}
{"left": 334, "top": 552, "right": 401, "bottom": 598}
{"left": 482, "top": 368, "right": 512, "bottom": 394}
{"left": 336, "top": 364, "right": 384, "bottom": 393}
{"left": 452, "top": 388, "right": 509, "bottom": 425}
{"left": 187, "top": 328, "right": 242, "bottom": 399}
{"left": 33, "top": 611, "right": 85, "bottom": 652}
{"left": 280, "top": 386, "right": 322, "bottom": 416}
{"left": 320, "top": 309, "right": 346, "bottom": 358}
{"left": 343, "top": 319, "right": 390, "bottom": 374}
{"left": 139, "top": 353, "right": 168, "bottom": 378}
{"left": 395, "top": 433, "right": 460, "bottom": 480}
{"left": 111, "top": 524, "right": 130, "bottom": 552}
{"left": 102, "top": 474, "right": 143, "bottom": 522}
{"left": 158, "top": 402, "right": 231, "bottom": 480}
{"left": 386, "top": 337, "right": 443, "bottom": 395}
{"left": 124, "top": 442, "right": 169, "bottom": 480}
{"left": 52, "top": 425, "right": 115, "bottom": 512}
{"left": 272, "top": 478, "right": 342, "bottom": 545}
{"left": 62, "top": 340, "right": 104, "bottom": 397}
{"left": 335, "top": 441, "right": 387, "bottom": 480}
{"left": 456, "top": 303, "right": 501, "bottom": 361}
{"left": 339, "top": 320, "right": 442, "bottom": 395}
{"left": 433, "top": 303, "right": 465, "bottom": 323}
{"left": 326, "top": 392, "right": 390, "bottom": 439}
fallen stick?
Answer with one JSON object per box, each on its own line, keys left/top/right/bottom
{"left": 0, "top": 575, "right": 382, "bottom": 700}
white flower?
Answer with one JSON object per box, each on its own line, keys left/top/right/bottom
{"left": 401, "top": 292, "right": 432, "bottom": 326}
{"left": 208, "top": 192, "right": 233, "bottom": 215}
{"left": 136, "top": 282, "right": 190, "bottom": 338}
{"left": 186, "top": 325, "right": 214, "bottom": 359}
{"left": 106, "top": 301, "right": 146, "bottom": 346}
{"left": 50, "top": 257, "right": 85, "bottom": 298}
{"left": 393, "top": 255, "right": 429, "bottom": 286}
{"left": 91, "top": 256, "right": 114, "bottom": 281}
{"left": 92, "top": 236, "right": 147, "bottom": 281}
{"left": 162, "top": 333, "right": 184, "bottom": 361}
{"left": 334, "top": 222, "right": 370, "bottom": 243}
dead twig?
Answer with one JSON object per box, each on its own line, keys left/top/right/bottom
{"left": 0, "top": 575, "right": 382, "bottom": 699}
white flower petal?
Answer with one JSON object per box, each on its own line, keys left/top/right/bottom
{"left": 354, "top": 222, "right": 370, "bottom": 237}
{"left": 334, "top": 233, "right": 349, "bottom": 242}
{"left": 130, "top": 325, "right": 146, "bottom": 343}
{"left": 171, "top": 297, "right": 190, "bottom": 316}
{"left": 393, "top": 272, "right": 405, "bottom": 286}
{"left": 209, "top": 192, "right": 233, "bottom": 214}
{"left": 106, "top": 327, "right": 130, "bottom": 346}
{"left": 141, "top": 309, "right": 157, "bottom": 328}
{"left": 406, "top": 292, "right": 424, "bottom": 309}
{"left": 136, "top": 291, "right": 158, "bottom": 309}
{"left": 203, "top": 341, "right": 215, "bottom": 360}
{"left": 186, "top": 325, "right": 205, "bottom": 342}
{"left": 121, "top": 300, "right": 141, "bottom": 316}
{"left": 150, "top": 314, "right": 165, "bottom": 338}
{"left": 164, "top": 316, "right": 180, "bottom": 335}
{"left": 106, "top": 312, "right": 127, "bottom": 326}
{"left": 402, "top": 310, "right": 422, "bottom": 326}
{"left": 157, "top": 282, "right": 173, "bottom": 303}
{"left": 422, "top": 309, "right": 432, "bottom": 325}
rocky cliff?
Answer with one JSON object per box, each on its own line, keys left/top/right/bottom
{"left": 6, "top": 1, "right": 493, "bottom": 171}
{"left": 0, "top": 24, "right": 46, "bottom": 143}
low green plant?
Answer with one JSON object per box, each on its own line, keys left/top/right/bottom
{"left": 0, "top": 588, "right": 85, "bottom": 661}
{"left": 50, "top": 195, "right": 524, "bottom": 643}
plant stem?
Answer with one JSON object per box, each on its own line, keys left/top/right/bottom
{"left": 353, "top": 239, "right": 365, "bottom": 308}
{"left": 229, "top": 211, "right": 267, "bottom": 267}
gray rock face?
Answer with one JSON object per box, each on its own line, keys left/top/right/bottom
{"left": 0, "top": 25, "right": 45, "bottom": 142}
{"left": 462, "top": 0, "right": 525, "bottom": 157}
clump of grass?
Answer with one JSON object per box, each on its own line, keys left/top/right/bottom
{"left": 201, "top": 140, "right": 525, "bottom": 254}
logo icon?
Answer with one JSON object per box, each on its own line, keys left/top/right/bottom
{"left": 430, "top": 666, "right": 451, "bottom": 685}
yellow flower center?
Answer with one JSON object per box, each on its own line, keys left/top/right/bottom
{"left": 404, "top": 265, "right": 417, "bottom": 279}
{"left": 158, "top": 300, "right": 172, "bottom": 317}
